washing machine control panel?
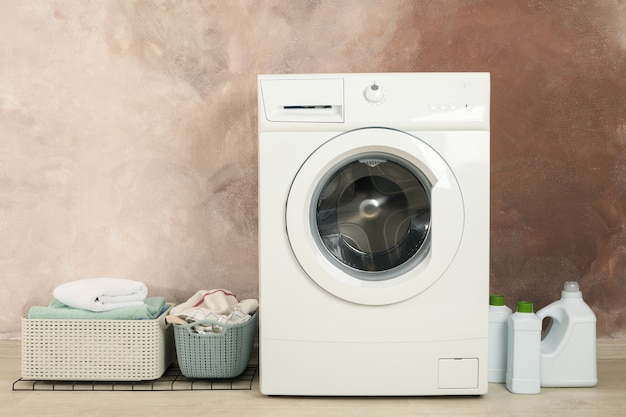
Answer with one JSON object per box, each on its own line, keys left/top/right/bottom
{"left": 258, "top": 73, "right": 490, "bottom": 131}
{"left": 352, "top": 74, "right": 489, "bottom": 130}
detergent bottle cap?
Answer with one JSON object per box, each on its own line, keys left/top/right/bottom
{"left": 562, "top": 281, "right": 583, "bottom": 299}
{"left": 516, "top": 301, "right": 534, "bottom": 313}
{"left": 489, "top": 295, "right": 506, "bottom": 306}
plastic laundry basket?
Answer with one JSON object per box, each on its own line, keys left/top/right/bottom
{"left": 22, "top": 305, "right": 174, "bottom": 381}
{"left": 173, "top": 312, "right": 256, "bottom": 379}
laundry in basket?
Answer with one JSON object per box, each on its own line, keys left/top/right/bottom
{"left": 167, "top": 289, "right": 258, "bottom": 379}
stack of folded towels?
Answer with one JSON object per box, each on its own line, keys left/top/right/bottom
{"left": 27, "top": 277, "right": 167, "bottom": 320}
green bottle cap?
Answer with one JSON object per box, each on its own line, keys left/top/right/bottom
{"left": 517, "top": 301, "right": 534, "bottom": 313}
{"left": 489, "top": 295, "right": 505, "bottom": 306}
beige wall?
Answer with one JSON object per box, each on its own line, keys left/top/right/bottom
{"left": 1, "top": 0, "right": 625, "bottom": 339}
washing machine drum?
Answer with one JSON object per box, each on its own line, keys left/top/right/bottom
{"left": 316, "top": 157, "right": 430, "bottom": 274}
{"left": 286, "top": 128, "right": 464, "bottom": 305}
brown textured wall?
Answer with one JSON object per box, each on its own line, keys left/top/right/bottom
{"left": 0, "top": 1, "right": 624, "bottom": 338}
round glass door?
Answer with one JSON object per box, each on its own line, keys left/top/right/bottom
{"left": 285, "top": 127, "right": 464, "bottom": 305}
{"left": 315, "top": 154, "right": 431, "bottom": 278}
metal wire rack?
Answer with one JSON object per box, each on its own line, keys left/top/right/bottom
{"left": 13, "top": 363, "right": 256, "bottom": 391}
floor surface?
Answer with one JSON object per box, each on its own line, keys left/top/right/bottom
{"left": 2, "top": 340, "right": 625, "bottom": 417}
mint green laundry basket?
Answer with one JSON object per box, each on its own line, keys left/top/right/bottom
{"left": 173, "top": 313, "right": 256, "bottom": 379}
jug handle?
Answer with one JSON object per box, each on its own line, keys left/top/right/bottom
{"left": 537, "top": 303, "right": 564, "bottom": 340}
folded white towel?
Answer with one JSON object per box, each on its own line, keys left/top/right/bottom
{"left": 53, "top": 278, "right": 148, "bottom": 312}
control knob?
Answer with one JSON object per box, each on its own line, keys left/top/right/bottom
{"left": 364, "top": 82, "right": 385, "bottom": 104}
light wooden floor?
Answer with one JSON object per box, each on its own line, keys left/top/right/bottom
{"left": 2, "top": 339, "right": 625, "bottom": 417}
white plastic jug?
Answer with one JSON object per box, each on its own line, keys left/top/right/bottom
{"left": 506, "top": 301, "right": 541, "bottom": 394}
{"left": 536, "top": 281, "right": 597, "bottom": 387}
{"left": 488, "top": 295, "right": 512, "bottom": 383}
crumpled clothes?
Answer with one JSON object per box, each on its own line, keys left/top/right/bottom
{"left": 169, "top": 289, "right": 258, "bottom": 333}
{"left": 188, "top": 309, "right": 253, "bottom": 334}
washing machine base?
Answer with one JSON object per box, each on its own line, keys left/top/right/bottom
{"left": 260, "top": 338, "right": 488, "bottom": 396}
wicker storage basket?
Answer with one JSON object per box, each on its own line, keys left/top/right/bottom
{"left": 173, "top": 312, "right": 256, "bottom": 379}
{"left": 21, "top": 305, "right": 174, "bottom": 381}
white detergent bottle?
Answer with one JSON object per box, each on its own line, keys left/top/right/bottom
{"left": 536, "top": 281, "right": 597, "bottom": 387}
{"left": 488, "top": 295, "right": 512, "bottom": 383}
{"left": 506, "top": 301, "right": 541, "bottom": 394}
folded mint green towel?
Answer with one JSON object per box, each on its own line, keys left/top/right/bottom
{"left": 27, "top": 296, "right": 168, "bottom": 320}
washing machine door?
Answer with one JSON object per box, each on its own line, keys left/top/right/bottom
{"left": 286, "top": 127, "right": 464, "bottom": 305}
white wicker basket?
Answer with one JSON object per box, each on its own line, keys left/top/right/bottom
{"left": 21, "top": 305, "right": 174, "bottom": 381}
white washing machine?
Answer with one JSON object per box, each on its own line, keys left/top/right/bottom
{"left": 258, "top": 72, "right": 490, "bottom": 396}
